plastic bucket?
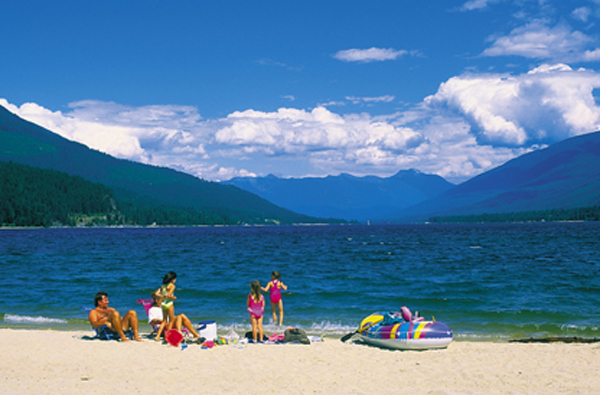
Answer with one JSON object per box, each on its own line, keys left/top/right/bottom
{"left": 197, "top": 320, "right": 217, "bottom": 340}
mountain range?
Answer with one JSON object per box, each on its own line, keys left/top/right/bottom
{"left": 225, "top": 132, "right": 600, "bottom": 222}
{"left": 0, "top": 105, "right": 330, "bottom": 225}
{"left": 2, "top": 103, "right": 599, "bottom": 224}
{"left": 389, "top": 130, "right": 600, "bottom": 221}
{"left": 224, "top": 170, "right": 454, "bottom": 222}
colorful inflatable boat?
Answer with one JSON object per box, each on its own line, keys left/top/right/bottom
{"left": 357, "top": 308, "right": 453, "bottom": 350}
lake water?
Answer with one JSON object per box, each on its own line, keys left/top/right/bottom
{"left": 1, "top": 223, "right": 599, "bottom": 341}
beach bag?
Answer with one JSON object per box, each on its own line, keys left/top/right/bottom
{"left": 282, "top": 327, "right": 310, "bottom": 344}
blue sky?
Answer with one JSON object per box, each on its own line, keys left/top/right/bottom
{"left": 2, "top": 0, "right": 600, "bottom": 183}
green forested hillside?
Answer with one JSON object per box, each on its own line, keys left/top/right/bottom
{"left": 0, "top": 105, "right": 339, "bottom": 225}
{"left": 0, "top": 161, "right": 291, "bottom": 227}
{"left": 0, "top": 161, "right": 116, "bottom": 226}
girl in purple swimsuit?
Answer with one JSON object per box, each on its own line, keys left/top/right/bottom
{"left": 262, "top": 271, "right": 288, "bottom": 326}
{"left": 247, "top": 280, "right": 265, "bottom": 342}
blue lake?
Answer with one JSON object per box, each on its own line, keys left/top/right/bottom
{"left": 1, "top": 223, "right": 599, "bottom": 340}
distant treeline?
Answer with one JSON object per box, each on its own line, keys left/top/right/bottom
{"left": 0, "top": 161, "right": 116, "bottom": 227}
{"left": 430, "top": 206, "right": 600, "bottom": 223}
{"left": 118, "top": 202, "right": 237, "bottom": 226}
{"left": 0, "top": 161, "right": 241, "bottom": 227}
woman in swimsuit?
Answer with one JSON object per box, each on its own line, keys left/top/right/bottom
{"left": 247, "top": 280, "right": 265, "bottom": 342}
{"left": 262, "top": 271, "right": 288, "bottom": 326}
{"left": 149, "top": 294, "right": 201, "bottom": 342}
{"left": 153, "top": 271, "right": 177, "bottom": 340}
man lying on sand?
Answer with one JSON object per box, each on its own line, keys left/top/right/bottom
{"left": 88, "top": 291, "right": 142, "bottom": 342}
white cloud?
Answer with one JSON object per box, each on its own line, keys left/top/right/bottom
{"left": 214, "top": 107, "right": 421, "bottom": 155}
{"left": 460, "top": 0, "right": 500, "bottom": 11}
{"left": 424, "top": 64, "right": 600, "bottom": 145}
{"left": 0, "top": 99, "right": 149, "bottom": 161}
{"left": 572, "top": 7, "right": 591, "bottom": 23}
{"left": 582, "top": 48, "right": 600, "bottom": 61}
{"left": 3, "top": 62, "right": 600, "bottom": 184}
{"left": 346, "top": 95, "right": 396, "bottom": 104}
{"left": 334, "top": 47, "right": 407, "bottom": 63}
{"left": 318, "top": 100, "right": 346, "bottom": 107}
{"left": 482, "top": 20, "right": 600, "bottom": 63}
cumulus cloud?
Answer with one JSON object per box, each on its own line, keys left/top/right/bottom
{"left": 214, "top": 107, "right": 422, "bottom": 156}
{"left": 334, "top": 47, "right": 407, "bottom": 63}
{"left": 0, "top": 99, "right": 209, "bottom": 168}
{"left": 482, "top": 20, "right": 600, "bottom": 62}
{"left": 0, "top": 99, "right": 431, "bottom": 180}
{"left": 3, "top": 62, "right": 600, "bottom": 184}
{"left": 0, "top": 99, "right": 150, "bottom": 161}
{"left": 424, "top": 64, "right": 600, "bottom": 146}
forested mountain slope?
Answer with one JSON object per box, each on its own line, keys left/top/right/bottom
{"left": 0, "top": 105, "right": 334, "bottom": 225}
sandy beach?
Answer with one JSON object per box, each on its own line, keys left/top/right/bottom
{"left": 1, "top": 329, "right": 598, "bottom": 394}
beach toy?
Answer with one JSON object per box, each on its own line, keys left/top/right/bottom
{"left": 165, "top": 329, "right": 184, "bottom": 347}
{"left": 355, "top": 309, "right": 453, "bottom": 350}
{"left": 201, "top": 340, "right": 215, "bottom": 349}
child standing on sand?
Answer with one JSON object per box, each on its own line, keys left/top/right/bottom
{"left": 247, "top": 280, "right": 265, "bottom": 342}
{"left": 262, "top": 271, "right": 288, "bottom": 326}
{"left": 153, "top": 271, "right": 177, "bottom": 340}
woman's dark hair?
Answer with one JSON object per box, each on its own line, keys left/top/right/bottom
{"left": 272, "top": 271, "right": 281, "bottom": 279}
{"left": 162, "top": 271, "right": 177, "bottom": 284}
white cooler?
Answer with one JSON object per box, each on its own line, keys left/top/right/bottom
{"left": 197, "top": 320, "right": 217, "bottom": 340}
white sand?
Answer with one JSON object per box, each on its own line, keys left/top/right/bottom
{"left": 1, "top": 329, "right": 598, "bottom": 394}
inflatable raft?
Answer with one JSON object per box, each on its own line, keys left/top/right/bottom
{"left": 357, "top": 308, "right": 453, "bottom": 350}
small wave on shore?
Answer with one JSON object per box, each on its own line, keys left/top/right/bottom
{"left": 209, "top": 320, "right": 356, "bottom": 338}
{"left": 3, "top": 314, "right": 68, "bottom": 325}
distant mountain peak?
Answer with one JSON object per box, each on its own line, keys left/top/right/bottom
{"left": 392, "top": 169, "right": 422, "bottom": 178}
{"left": 391, "top": 130, "right": 600, "bottom": 221}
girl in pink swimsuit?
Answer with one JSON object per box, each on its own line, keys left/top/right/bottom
{"left": 262, "top": 271, "right": 288, "bottom": 326}
{"left": 247, "top": 280, "right": 265, "bottom": 342}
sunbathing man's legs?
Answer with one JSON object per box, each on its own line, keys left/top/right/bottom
{"left": 120, "top": 310, "right": 142, "bottom": 341}
{"left": 105, "top": 310, "right": 130, "bottom": 342}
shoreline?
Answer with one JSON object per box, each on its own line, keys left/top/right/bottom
{"left": 3, "top": 312, "right": 599, "bottom": 342}
{"left": 3, "top": 324, "right": 600, "bottom": 344}
{"left": 2, "top": 221, "right": 600, "bottom": 231}
{"left": 1, "top": 328, "right": 599, "bottom": 394}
